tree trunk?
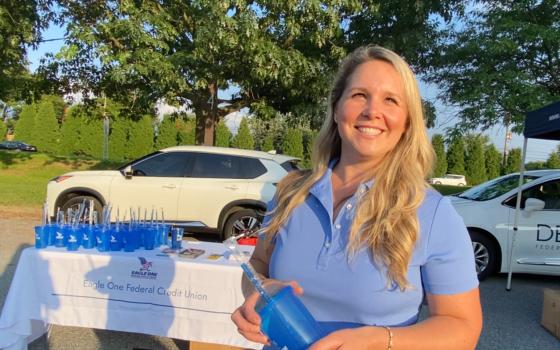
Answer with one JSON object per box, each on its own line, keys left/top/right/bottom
{"left": 194, "top": 84, "right": 218, "bottom": 146}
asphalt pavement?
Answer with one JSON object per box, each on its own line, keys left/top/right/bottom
{"left": 1, "top": 215, "right": 559, "bottom": 349}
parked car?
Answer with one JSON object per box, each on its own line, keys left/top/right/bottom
{"left": 0, "top": 140, "right": 37, "bottom": 152}
{"left": 46, "top": 146, "right": 300, "bottom": 239}
{"left": 429, "top": 174, "right": 467, "bottom": 186}
{"left": 449, "top": 169, "right": 560, "bottom": 279}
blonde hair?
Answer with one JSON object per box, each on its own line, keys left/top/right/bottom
{"left": 263, "top": 46, "right": 434, "bottom": 290}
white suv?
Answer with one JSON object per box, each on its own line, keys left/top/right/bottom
{"left": 429, "top": 174, "right": 467, "bottom": 186}
{"left": 46, "top": 146, "right": 299, "bottom": 239}
{"left": 450, "top": 170, "right": 560, "bottom": 279}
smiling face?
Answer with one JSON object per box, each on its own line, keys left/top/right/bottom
{"left": 333, "top": 59, "right": 408, "bottom": 166}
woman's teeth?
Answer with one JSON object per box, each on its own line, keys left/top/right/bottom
{"left": 357, "top": 127, "right": 382, "bottom": 135}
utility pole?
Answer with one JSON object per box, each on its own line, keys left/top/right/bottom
{"left": 102, "top": 93, "right": 109, "bottom": 161}
{"left": 502, "top": 113, "right": 512, "bottom": 168}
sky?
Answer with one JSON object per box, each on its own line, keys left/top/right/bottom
{"left": 28, "top": 23, "right": 558, "bottom": 163}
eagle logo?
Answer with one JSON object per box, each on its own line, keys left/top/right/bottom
{"left": 138, "top": 257, "right": 152, "bottom": 271}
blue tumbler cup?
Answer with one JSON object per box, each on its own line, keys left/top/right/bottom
{"left": 95, "top": 226, "right": 111, "bottom": 252}
{"left": 256, "top": 286, "right": 325, "bottom": 350}
{"left": 171, "top": 228, "right": 183, "bottom": 250}
{"left": 34, "top": 226, "right": 48, "bottom": 249}
{"left": 54, "top": 224, "right": 68, "bottom": 247}
{"left": 66, "top": 226, "right": 81, "bottom": 251}
{"left": 82, "top": 226, "right": 96, "bottom": 249}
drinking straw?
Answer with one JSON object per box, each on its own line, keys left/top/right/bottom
{"left": 116, "top": 207, "right": 120, "bottom": 230}
{"left": 41, "top": 201, "right": 47, "bottom": 226}
{"left": 89, "top": 200, "right": 94, "bottom": 226}
{"left": 223, "top": 237, "right": 272, "bottom": 304}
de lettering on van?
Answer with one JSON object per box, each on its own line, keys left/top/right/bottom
{"left": 536, "top": 224, "right": 560, "bottom": 242}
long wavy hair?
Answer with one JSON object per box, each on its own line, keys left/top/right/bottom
{"left": 262, "top": 46, "right": 434, "bottom": 290}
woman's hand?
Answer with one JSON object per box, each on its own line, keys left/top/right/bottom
{"left": 231, "top": 280, "right": 304, "bottom": 345}
{"left": 309, "top": 326, "right": 387, "bottom": 350}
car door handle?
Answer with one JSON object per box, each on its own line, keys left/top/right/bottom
{"left": 162, "top": 184, "right": 177, "bottom": 189}
{"left": 225, "top": 185, "right": 239, "bottom": 190}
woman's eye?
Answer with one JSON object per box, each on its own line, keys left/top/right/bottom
{"left": 352, "top": 92, "right": 366, "bottom": 99}
{"left": 386, "top": 97, "right": 398, "bottom": 104}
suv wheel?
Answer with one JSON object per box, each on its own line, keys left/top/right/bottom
{"left": 61, "top": 195, "right": 103, "bottom": 224}
{"left": 469, "top": 230, "right": 498, "bottom": 280}
{"left": 223, "top": 209, "right": 262, "bottom": 240}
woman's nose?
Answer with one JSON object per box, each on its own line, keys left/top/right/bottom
{"left": 361, "top": 97, "right": 382, "bottom": 119}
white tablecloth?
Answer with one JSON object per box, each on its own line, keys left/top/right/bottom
{"left": 0, "top": 241, "right": 259, "bottom": 349}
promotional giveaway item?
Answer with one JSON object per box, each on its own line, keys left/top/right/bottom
{"left": 34, "top": 203, "right": 172, "bottom": 253}
{"left": 224, "top": 237, "right": 325, "bottom": 350}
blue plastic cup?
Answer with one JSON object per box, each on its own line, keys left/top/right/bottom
{"left": 66, "top": 226, "right": 82, "bottom": 251}
{"left": 256, "top": 286, "right": 325, "bottom": 350}
{"left": 45, "top": 224, "right": 58, "bottom": 246}
{"left": 109, "top": 226, "right": 123, "bottom": 251}
{"left": 54, "top": 225, "right": 68, "bottom": 247}
{"left": 171, "top": 228, "right": 183, "bottom": 249}
{"left": 122, "top": 228, "right": 137, "bottom": 252}
{"left": 81, "top": 226, "right": 96, "bottom": 249}
{"left": 34, "top": 226, "right": 49, "bottom": 249}
{"left": 95, "top": 226, "right": 111, "bottom": 252}
{"left": 157, "top": 224, "right": 169, "bottom": 247}
{"left": 142, "top": 227, "right": 156, "bottom": 250}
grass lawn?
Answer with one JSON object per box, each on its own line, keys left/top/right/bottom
{"left": 0, "top": 151, "right": 122, "bottom": 208}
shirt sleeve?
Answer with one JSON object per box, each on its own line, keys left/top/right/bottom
{"left": 421, "top": 196, "right": 479, "bottom": 295}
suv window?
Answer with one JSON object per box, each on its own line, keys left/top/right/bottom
{"left": 281, "top": 160, "right": 300, "bottom": 172}
{"left": 189, "top": 153, "right": 249, "bottom": 179}
{"left": 457, "top": 174, "right": 539, "bottom": 201}
{"left": 504, "top": 179, "right": 560, "bottom": 210}
{"left": 241, "top": 157, "right": 267, "bottom": 178}
{"left": 131, "top": 152, "right": 191, "bottom": 177}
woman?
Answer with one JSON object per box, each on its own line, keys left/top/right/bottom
{"left": 232, "top": 46, "right": 482, "bottom": 349}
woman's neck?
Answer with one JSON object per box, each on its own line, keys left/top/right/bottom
{"left": 332, "top": 157, "right": 378, "bottom": 185}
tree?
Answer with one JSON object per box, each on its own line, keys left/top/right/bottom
{"left": 47, "top": 1, "right": 463, "bottom": 146}
{"left": 59, "top": 107, "right": 82, "bottom": 156}
{"left": 155, "top": 116, "right": 178, "bottom": 150}
{"left": 13, "top": 103, "right": 36, "bottom": 144}
{"left": 446, "top": 136, "right": 465, "bottom": 175}
{"left": 127, "top": 115, "right": 154, "bottom": 159}
{"left": 546, "top": 145, "right": 560, "bottom": 169}
{"left": 427, "top": 1, "right": 560, "bottom": 134}
{"left": 109, "top": 116, "right": 129, "bottom": 161}
{"left": 0, "top": 119, "right": 6, "bottom": 140}
{"left": 302, "top": 129, "right": 319, "bottom": 169}
{"left": 214, "top": 119, "right": 231, "bottom": 147}
{"left": 484, "top": 143, "right": 502, "bottom": 180}
{"left": 177, "top": 117, "right": 196, "bottom": 145}
{"left": 33, "top": 98, "right": 60, "bottom": 154}
{"left": 261, "top": 134, "right": 275, "bottom": 153}
{"left": 503, "top": 148, "right": 521, "bottom": 175}
{"left": 231, "top": 118, "right": 254, "bottom": 150}
{"left": 464, "top": 135, "right": 487, "bottom": 185}
{"left": 431, "top": 134, "right": 447, "bottom": 177}
{"left": 282, "top": 128, "right": 304, "bottom": 159}
{"left": 80, "top": 117, "right": 103, "bottom": 158}
{"left": 526, "top": 161, "right": 547, "bottom": 170}
{"left": 0, "top": 0, "right": 48, "bottom": 103}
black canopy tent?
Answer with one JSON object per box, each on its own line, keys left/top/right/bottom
{"left": 506, "top": 101, "right": 560, "bottom": 290}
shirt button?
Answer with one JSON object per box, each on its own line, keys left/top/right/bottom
{"left": 346, "top": 203, "right": 352, "bottom": 210}
{"left": 335, "top": 223, "right": 341, "bottom": 229}
{"left": 324, "top": 242, "right": 331, "bottom": 248}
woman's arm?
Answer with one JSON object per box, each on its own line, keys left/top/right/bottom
{"left": 241, "top": 235, "right": 273, "bottom": 297}
{"left": 309, "top": 287, "right": 482, "bottom": 350}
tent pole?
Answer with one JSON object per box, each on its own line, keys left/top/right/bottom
{"left": 506, "top": 137, "right": 528, "bottom": 291}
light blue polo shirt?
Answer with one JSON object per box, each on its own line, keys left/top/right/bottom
{"left": 263, "top": 164, "right": 478, "bottom": 333}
